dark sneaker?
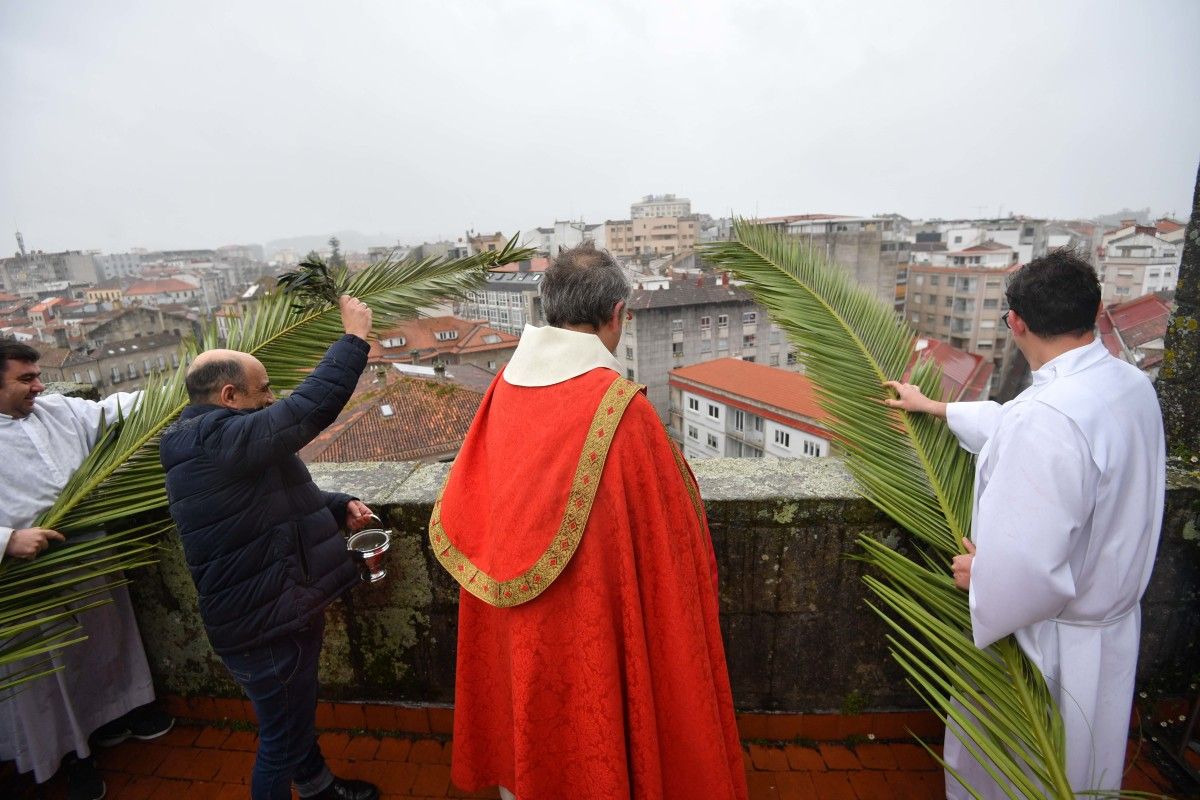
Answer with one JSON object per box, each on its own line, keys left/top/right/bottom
{"left": 92, "top": 705, "right": 175, "bottom": 747}
{"left": 65, "top": 755, "right": 106, "bottom": 800}
{"left": 305, "top": 777, "right": 380, "bottom": 800}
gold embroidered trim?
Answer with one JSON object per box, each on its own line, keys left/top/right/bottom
{"left": 668, "top": 437, "right": 706, "bottom": 529}
{"left": 429, "top": 376, "right": 643, "bottom": 608}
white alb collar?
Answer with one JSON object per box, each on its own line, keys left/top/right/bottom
{"left": 502, "top": 325, "right": 623, "bottom": 387}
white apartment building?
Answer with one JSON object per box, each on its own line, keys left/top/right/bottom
{"left": 668, "top": 358, "right": 832, "bottom": 460}
{"left": 522, "top": 220, "right": 606, "bottom": 255}
{"left": 631, "top": 194, "right": 692, "bottom": 219}
{"left": 1098, "top": 224, "right": 1181, "bottom": 302}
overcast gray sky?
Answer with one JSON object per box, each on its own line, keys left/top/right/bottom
{"left": 2, "top": 0, "right": 1198, "bottom": 254}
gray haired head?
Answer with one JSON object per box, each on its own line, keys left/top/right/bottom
{"left": 540, "top": 242, "right": 630, "bottom": 330}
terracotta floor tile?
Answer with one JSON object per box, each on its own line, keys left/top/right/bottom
{"left": 783, "top": 744, "right": 826, "bottom": 772}
{"left": 888, "top": 742, "right": 939, "bottom": 771}
{"left": 847, "top": 770, "right": 892, "bottom": 799}
{"left": 807, "top": 771, "right": 857, "bottom": 800}
{"left": 746, "top": 771, "right": 782, "bottom": 800}
{"left": 772, "top": 771, "right": 817, "bottom": 800}
{"left": 748, "top": 743, "right": 790, "bottom": 771}
{"left": 344, "top": 735, "right": 381, "bottom": 761}
{"left": 818, "top": 743, "right": 862, "bottom": 771}
{"left": 222, "top": 730, "right": 259, "bottom": 752}
{"left": 120, "top": 775, "right": 168, "bottom": 800}
{"left": 155, "top": 748, "right": 222, "bottom": 782}
{"left": 148, "top": 777, "right": 193, "bottom": 800}
{"left": 193, "top": 726, "right": 231, "bottom": 749}
{"left": 319, "top": 731, "right": 352, "bottom": 759}
{"left": 409, "top": 738, "right": 447, "bottom": 764}
{"left": 395, "top": 707, "right": 431, "bottom": 734}
{"left": 159, "top": 724, "right": 203, "bottom": 747}
{"left": 410, "top": 763, "right": 452, "bottom": 797}
{"left": 377, "top": 736, "right": 414, "bottom": 762}
{"left": 107, "top": 742, "right": 173, "bottom": 775}
{"left": 212, "top": 750, "right": 256, "bottom": 784}
{"left": 369, "top": 760, "right": 422, "bottom": 795}
{"left": 853, "top": 743, "right": 898, "bottom": 770}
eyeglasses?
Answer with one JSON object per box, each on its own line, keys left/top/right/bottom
{"left": 1001, "top": 310, "right": 1011, "bottom": 329}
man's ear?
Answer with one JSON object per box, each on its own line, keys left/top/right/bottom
{"left": 612, "top": 300, "right": 626, "bottom": 327}
{"left": 218, "top": 383, "right": 240, "bottom": 406}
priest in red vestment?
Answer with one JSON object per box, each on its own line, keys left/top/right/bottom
{"left": 429, "top": 243, "right": 748, "bottom": 800}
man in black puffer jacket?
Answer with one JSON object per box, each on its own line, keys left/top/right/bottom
{"left": 161, "top": 295, "right": 379, "bottom": 800}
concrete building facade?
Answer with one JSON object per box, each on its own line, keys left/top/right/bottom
{"left": 631, "top": 194, "right": 692, "bottom": 219}
{"left": 622, "top": 278, "right": 796, "bottom": 421}
{"left": 668, "top": 358, "right": 832, "bottom": 460}
{"left": 604, "top": 216, "right": 700, "bottom": 259}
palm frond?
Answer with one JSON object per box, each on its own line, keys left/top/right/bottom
{"left": 1, "top": 239, "right": 534, "bottom": 678}
{"left": 700, "top": 220, "right": 1075, "bottom": 798}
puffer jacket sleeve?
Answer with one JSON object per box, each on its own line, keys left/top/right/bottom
{"left": 204, "top": 334, "right": 369, "bottom": 473}
{"left": 324, "top": 491, "right": 355, "bottom": 526}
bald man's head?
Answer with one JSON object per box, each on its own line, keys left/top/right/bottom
{"left": 186, "top": 349, "right": 274, "bottom": 409}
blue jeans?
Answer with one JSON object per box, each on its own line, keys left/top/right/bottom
{"left": 221, "top": 617, "right": 333, "bottom": 800}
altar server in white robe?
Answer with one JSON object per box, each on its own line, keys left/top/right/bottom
{"left": 885, "top": 248, "right": 1166, "bottom": 799}
{"left": 0, "top": 340, "right": 172, "bottom": 800}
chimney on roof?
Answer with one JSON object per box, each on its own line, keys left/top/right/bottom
{"left": 721, "top": 271, "right": 729, "bottom": 287}
{"left": 433, "top": 361, "right": 446, "bottom": 378}
{"left": 518, "top": 259, "right": 530, "bottom": 272}
{"left": 1120, "top": 219, "right": 1136, "bottom": 228}
{"left": 695, "top": 277, "right": 702, "bottom": 288}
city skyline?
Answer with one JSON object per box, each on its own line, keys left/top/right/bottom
{"left": 3, "top": 0, "right": 1198, "bottom": 253}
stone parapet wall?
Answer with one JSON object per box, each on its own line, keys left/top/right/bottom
{"left": 129, "top": 458, "right": 1200, "bottom": 713}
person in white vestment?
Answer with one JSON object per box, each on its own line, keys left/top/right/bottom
{"left": 884, "top": 248, "right": 1166, "bottom": 799}
{"left": 0, "top": 340, "right": 174, "bottom": 800}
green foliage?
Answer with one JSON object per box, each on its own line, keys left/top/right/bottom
{"left": 0, "top": 237, "right": 534, "bottom": 681}
{"left": 701, "top": 221, "right": 1080, "bottom": 798}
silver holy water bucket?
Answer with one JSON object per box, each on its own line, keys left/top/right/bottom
{"left": 346, "top": 516, "right": 392, "bottom": 583}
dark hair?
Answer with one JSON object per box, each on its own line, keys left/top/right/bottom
{"left": 0, "top": 340, "right": 40, "bottom": 385}
{"left": 540, "top": 242, "right": 630, "bottom": 329}
{"left": 185, "top": 358, "right": 247, "bottom": 404}
{"left": 1005, "top": 248, "right": 1101, "bottom": 337}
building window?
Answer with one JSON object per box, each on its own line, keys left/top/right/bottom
{"left": 753, "top": 416, "right": 764, "bottom": 432}
{"left": 688, "top": 397, "right": 700, "bottom": 412}
{"left": 769, "top": 354, "right": 779, "bottom": 366}
{"left": 733, "top": 410, "right": 744, "bottom": 431}
{"left": 701, "top": 340, "right": 712, "bottom": 354}
{"left": 625, "top": 346, "right": 633, "bottom": 359}
{"left": 803, "top": 440, "right": 821, "bottom": 456}
{"left": 717, "top": 314, "right": 728, "bottom": 329}
{"left": 911, "top": 294, "right": 921, "bottom": 304}
{"left": 627, "top": 368, "right": 635, "bottom": 379}
{"left": 672, "top": 341, "right": 684, "bottom": 357}
{"left": 774, "top": 430, "right": 791, "bottom": 448}
{"left": 786, "top": 352, "right": 797, "bottom": 366}
{"left": 910, "top": 313, "right": 920, "bottom": 323}
{"left": 688, "top": 425, "right": 699, "bottom": 440}
{"left": 944, "top": 296, "right": 954, "bottom": 307}
{"left": 706, "top": 433, "right": 719, "bottom": 449}
{"left": 110, "top": 366, "right": 122, "bottom": 383}
{"left": 930, "top": 276, "right": 940, "bottom": 286}
{"left": 742, "top": 311, "right": 757, "bottom": 324}
{"left": 942, "top": 315, "right": 951, "bottom": 326}
{"left": 434, "top": 330, "right": 459, "bottom": 341}
{"left": 707, "top": 404, "right": 720, "bottom": 420}
{"left": 671, "top": 319, "right": 683, "bottom": 331}
{"left": 742, "top": 334, "right": 756, "bottom": 348}
{"left": 983, "top": 298, "right": 998, "bottom": 309}
{"left": 699, "top": 315, "right": 711, "bottom": 331}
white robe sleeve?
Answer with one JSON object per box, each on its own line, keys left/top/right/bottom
{"left": 945, "top": 400, "right": 1003, "bottom": 454}
{"left": 968, "top": 401, "right": 1095, "bottom": 649}
{"left": 0, "top": 526, "right": 12, "bottom": 565}
{"left": 60, "top": 390, "right": 144, "bottom": 446}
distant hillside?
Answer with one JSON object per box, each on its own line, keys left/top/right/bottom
{"left": 264, "top": 230, "right": 406, "bottom": 258}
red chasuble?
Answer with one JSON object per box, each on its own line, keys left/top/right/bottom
{"left": 430, "top": 367, "right": 747, "bottom": 800}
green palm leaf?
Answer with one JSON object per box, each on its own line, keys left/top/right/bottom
{"left": 1, "top": 239, "right": 534, "bottom": 678}
{"left": 700, "top": 220, "right": 1077, "bottom": 799}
